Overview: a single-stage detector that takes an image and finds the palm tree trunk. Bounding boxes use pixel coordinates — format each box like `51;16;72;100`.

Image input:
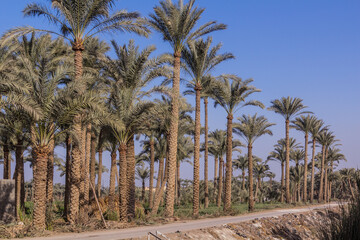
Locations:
126;136;136;219
141;179;145;202
97;147;103;198
64;134;71;219
214;156;218;190
177;161;180;205
242;169;246;190
3;144;10;179
80;124;91;218
324;149;328;203
119;143;128;222
15;138;24;219
109;148;117;210
90;131;96;201
33;146;50;229
68;43;84;224
79;124;86;218
46;137;55;205
151;157;169;216
164;51;181;217
303;133;309;202
319;145;325;202
149;139;155;208
248;144;254;211
329;161;333;202
224;114;233;211
217;157;223;207
193;84;201;217
310;138;316;203
204;97;209;209
154;157;164;198
280;161;284;203
285;119;291;203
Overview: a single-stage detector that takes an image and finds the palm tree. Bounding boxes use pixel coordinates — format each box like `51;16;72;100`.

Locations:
316;130;338;202
135;164;150;202
13;0;150;224
253;160;270;203
181;37;234;214
268;96;311;203
268;138;299;202
233;114;274;211
11;34;93;228
291;115;317;202
308;117;325;203
209;75;263;211
233;155;248;191
290;148;305;202
104;39;167;220
326;147;346;201
148;0;226;217
208;130;226;207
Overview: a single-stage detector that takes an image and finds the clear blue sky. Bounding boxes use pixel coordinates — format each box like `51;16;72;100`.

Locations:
0;0;359;185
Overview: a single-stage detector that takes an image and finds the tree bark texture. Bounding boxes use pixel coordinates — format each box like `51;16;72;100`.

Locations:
15;138;24;219
109;148;117;210
224;114;233;211
303;133;309;202
310;138;316;203
164;52;181;217
248;145;254;211
46;137;55;204
318;145;325;203
97;148;103;198
68;116;82;224
192;85;201;217
217;157;223;207
126;136;135;218
204;97;209;208
32;146;50;229
90;131;96;200
119;143;128;222
149;140;155;208
285;119;291;203
64;135;71;219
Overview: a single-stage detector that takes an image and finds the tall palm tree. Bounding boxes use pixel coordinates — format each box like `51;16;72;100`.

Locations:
326;147;346;201
253;160;270;202
233;114;274;211
308;117;325;203
104;39;167;220
181;37;234;214
316;130;337;202
135;163;150;202
209;75;263;211
268;138;298;202
12;0;150;224
148;0;226;217
233;155;248;191
268;96;311;203
291;115;317;202
208;129;242;207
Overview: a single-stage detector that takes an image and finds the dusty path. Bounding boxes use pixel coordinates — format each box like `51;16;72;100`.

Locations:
18;203;337;240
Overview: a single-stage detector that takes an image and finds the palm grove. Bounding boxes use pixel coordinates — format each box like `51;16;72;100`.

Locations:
0;0;351;230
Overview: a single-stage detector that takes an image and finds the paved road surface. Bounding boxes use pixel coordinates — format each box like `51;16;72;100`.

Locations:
17;203;338;240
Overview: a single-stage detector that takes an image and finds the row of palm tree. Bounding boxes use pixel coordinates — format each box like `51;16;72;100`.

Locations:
0;0;348;231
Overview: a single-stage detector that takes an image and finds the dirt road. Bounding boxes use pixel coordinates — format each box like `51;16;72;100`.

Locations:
18;203;337;240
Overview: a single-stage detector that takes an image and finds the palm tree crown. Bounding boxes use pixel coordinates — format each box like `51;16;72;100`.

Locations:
268;96;312;120
233;114;275;145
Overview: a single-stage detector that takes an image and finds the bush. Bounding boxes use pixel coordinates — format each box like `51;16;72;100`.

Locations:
318;178;360;240
104;210;119;221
